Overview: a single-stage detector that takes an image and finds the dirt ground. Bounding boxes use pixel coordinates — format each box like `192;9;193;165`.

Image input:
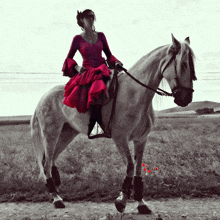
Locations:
0;198;220;220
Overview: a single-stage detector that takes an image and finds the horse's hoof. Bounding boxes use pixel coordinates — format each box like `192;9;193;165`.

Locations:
137;205;152;214
53;200;65;208
115;200;125;213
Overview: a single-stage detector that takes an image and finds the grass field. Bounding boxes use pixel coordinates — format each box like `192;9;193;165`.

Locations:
0;115;220;204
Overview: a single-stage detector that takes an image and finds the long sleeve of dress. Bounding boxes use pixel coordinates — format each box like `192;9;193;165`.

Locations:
100;33;122;68
62;36;79;77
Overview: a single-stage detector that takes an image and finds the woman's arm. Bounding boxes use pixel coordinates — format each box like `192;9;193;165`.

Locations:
62;36;80;77
101;32;123;68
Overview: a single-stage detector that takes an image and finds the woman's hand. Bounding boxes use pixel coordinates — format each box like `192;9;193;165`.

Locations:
115;61;123;71
75;65;87;74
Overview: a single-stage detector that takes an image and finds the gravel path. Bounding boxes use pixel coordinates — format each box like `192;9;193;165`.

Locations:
0;198;220;220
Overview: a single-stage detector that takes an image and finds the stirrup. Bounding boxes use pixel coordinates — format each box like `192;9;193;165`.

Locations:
88;122;111;139
88;132;111;139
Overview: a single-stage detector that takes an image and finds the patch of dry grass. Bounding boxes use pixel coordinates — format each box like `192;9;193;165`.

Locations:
0;116;220;203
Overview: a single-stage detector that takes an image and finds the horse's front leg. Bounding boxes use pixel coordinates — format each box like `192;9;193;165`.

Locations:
114;137;134;213
133;140;152;214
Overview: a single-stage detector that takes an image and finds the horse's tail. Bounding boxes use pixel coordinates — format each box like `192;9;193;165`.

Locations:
30;110;46;181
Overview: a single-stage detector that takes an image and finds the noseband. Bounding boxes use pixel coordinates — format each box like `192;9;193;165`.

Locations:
118;52;194;97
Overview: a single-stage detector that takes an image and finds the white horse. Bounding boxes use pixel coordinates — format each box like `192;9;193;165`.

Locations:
31;34;196;213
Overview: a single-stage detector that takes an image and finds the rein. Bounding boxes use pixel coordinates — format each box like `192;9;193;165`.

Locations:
117;54;180;97
119;66;173;97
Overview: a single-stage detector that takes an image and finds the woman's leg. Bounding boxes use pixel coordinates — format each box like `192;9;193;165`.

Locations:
88;105;102;136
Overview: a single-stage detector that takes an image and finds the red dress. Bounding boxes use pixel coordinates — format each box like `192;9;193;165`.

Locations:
62;32;121;113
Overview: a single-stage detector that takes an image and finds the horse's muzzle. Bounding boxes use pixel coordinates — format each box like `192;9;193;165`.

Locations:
172;87;194;107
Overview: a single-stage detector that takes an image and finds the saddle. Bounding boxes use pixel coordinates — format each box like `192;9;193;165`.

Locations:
88;62;120;139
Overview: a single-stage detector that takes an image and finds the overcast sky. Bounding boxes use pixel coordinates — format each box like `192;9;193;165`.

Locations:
1;0;220;112
1;0;220;73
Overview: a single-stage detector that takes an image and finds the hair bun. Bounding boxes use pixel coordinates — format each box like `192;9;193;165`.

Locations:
76;10;83;28
77;10;82;17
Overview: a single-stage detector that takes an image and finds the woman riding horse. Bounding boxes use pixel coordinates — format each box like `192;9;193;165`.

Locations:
31;29;196;210
62;9;123;138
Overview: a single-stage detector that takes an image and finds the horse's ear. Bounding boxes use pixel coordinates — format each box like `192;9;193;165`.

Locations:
171;33;181;50
185;37;190;44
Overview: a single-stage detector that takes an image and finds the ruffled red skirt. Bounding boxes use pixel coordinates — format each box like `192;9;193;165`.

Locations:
63;64;111;113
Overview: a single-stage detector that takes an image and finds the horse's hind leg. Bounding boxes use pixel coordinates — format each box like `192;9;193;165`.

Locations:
41;123;79;208
134;140;151;214
40;118;66;208
51;123;79;190
53;123;79;162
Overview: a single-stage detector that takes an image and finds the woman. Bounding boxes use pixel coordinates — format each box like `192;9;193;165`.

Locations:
62;9;123;138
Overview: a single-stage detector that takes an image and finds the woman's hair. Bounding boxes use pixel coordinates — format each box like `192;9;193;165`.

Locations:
76;9;96;28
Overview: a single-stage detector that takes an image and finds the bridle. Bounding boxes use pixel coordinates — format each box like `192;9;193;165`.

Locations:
117;53;194;97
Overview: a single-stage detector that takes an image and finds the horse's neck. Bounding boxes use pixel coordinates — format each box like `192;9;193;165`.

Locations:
121;46;167;107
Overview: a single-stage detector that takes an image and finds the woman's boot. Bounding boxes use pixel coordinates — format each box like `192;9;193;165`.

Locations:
88;105;102;136
88;105;111;139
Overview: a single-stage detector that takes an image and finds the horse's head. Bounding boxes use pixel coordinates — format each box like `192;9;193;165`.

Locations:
161;34;197;107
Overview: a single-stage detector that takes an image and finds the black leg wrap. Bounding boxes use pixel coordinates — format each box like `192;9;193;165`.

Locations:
133;176;143;201
121;176;133;199
52;166;61;187
45;178;57;193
